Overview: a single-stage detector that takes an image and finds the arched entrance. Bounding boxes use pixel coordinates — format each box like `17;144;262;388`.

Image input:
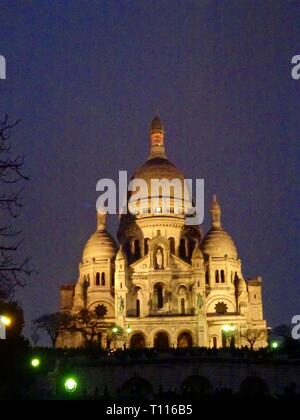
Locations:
130;333;146;349
177;332;193;348
154;332;169;350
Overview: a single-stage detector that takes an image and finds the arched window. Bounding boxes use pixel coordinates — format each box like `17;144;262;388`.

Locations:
144;238;150;255
215;270;220;283
169;237;175;254
134;239;141;259
155;284;164;309
188;240;194;258
180;239;186;258
181;298;185;314
205;271;209;285
101;272;105;286
136;299;140;317
221;270;225;283
96;272;100;286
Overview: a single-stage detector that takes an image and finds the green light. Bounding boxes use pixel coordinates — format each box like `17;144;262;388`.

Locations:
112;327;119;334
126;327;132;334
64;378;78;393
31;358;40;368
271;341;279;349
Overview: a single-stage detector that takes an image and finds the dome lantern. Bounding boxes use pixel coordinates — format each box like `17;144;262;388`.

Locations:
148;115;167;159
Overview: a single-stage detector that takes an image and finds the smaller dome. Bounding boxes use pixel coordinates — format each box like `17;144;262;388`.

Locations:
82;213;118;262
201;228;238;259
201;196;238;259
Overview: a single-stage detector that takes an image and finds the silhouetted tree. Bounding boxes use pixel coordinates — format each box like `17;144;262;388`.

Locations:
33;312;72;348
30;325;41;347
68;306;112;349
240;328;267;350
0;115;31;299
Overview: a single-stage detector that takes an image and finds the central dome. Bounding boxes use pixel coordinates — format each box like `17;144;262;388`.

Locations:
133;157;185;185
126;117;191;214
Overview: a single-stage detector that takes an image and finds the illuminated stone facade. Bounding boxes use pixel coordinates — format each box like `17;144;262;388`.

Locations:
58;117;267;349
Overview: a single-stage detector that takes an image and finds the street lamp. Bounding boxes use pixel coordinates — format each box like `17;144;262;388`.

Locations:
0;316;11;326
222;324;235;333
64;378;78;393
0;315;12;339
222;324;236;348
31;358;41;368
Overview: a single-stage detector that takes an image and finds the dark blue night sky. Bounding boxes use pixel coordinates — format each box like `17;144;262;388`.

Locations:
0;1;299;340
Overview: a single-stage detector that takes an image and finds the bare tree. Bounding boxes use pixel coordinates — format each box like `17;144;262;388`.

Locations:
69;305;112;349
33;312;72;348
241;328;267;350
0;115;31;298
30;325;41;347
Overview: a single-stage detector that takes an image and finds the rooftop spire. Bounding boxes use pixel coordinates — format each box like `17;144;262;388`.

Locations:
210;194;222;228
148;115;166;159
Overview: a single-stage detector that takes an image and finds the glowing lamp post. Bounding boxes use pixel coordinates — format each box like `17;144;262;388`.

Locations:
31;358;41;368
0;315;12;339
64;378;78;393
222;324;235;333
222;324;236;347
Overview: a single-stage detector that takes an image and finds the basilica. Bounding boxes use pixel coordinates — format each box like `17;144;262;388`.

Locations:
58;117;267;350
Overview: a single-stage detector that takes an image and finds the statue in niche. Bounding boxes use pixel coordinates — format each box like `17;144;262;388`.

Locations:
155;248;164;269
118;296;125;313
